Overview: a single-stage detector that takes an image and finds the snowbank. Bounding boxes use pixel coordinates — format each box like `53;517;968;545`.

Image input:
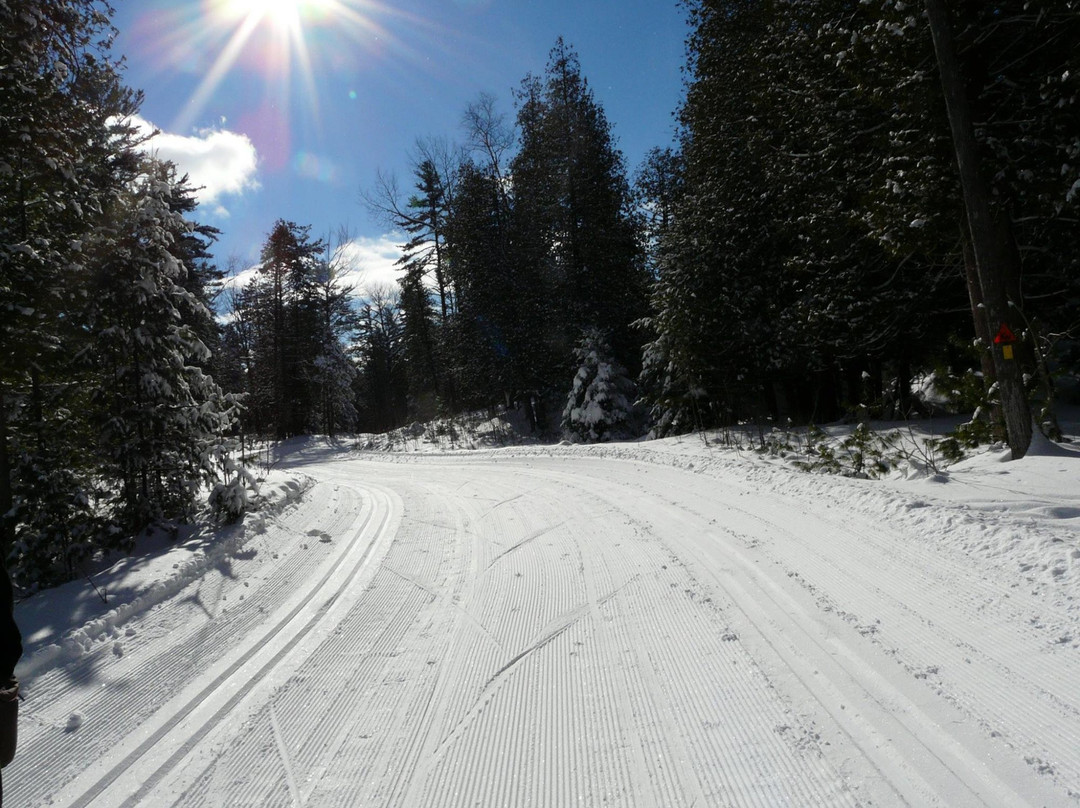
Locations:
14;471;312;680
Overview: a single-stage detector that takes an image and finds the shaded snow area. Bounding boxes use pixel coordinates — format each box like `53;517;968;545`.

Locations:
9;424;1080;807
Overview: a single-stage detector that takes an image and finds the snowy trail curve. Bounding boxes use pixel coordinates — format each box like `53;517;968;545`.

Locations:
10;448;1078;807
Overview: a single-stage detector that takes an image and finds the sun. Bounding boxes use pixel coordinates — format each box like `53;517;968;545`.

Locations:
165;0;402;134
219;0;332;33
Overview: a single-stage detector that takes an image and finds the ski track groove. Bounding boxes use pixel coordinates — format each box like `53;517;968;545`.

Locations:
645;491;1056;804
11;482;366;807
60;482;389;808
18;452;1076;807
122;484;396;808
270;700;303;807
769;522;1080;788
179;480;468;807
344;462;856;806
535;456;1079;802
183;574;427;807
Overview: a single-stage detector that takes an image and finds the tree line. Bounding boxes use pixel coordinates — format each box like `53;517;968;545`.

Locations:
3;0;1077;584
644;0;1078;458
322;1;1077;457
1;1;248;586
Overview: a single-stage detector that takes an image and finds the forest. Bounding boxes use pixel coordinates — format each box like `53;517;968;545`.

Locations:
2;0;1078;586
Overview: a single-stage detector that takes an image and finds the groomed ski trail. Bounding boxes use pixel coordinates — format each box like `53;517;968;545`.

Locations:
11;450;1077;807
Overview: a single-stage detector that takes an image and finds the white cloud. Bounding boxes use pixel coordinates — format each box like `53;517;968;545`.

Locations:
131;116;259;216
215;233;405;303
332;233;405;296
221;264;262;294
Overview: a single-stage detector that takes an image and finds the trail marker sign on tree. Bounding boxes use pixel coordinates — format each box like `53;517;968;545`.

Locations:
994;323;1017;360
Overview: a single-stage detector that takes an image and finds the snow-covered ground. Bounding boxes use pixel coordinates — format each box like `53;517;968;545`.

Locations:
8;418;1080;806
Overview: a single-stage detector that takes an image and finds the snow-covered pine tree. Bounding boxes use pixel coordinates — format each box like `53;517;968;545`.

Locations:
1;0;143;583
84;156;242;535
563;329;641;443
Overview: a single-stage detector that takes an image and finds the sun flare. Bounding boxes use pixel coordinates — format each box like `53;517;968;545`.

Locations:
220;0;332;33
159;0;406;134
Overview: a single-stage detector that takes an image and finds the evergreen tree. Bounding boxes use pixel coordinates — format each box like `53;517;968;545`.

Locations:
562;328;640;443
398;262;440;420
1;0;140;578
245;220;326;438
510;39;649;405
354;284;408;432
394;158;455;414
634;147;683;277
165;172;225;359
309;243;359;437
443;160;518;409
642;0;965;431
830;0;1078;439
83;157;240;535
641;1;793;429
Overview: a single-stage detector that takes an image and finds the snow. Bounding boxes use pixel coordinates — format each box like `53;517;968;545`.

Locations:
7;417;1080;806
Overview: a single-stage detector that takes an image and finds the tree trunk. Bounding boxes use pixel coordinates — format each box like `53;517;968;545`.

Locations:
960;233;1004;439
0;392;11;558
925;0;1032;458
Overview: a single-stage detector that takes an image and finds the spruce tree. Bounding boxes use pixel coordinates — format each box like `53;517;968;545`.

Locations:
1;0;139;579
510;39;648;404
84;157;241;535
245;220;326;438
562;328;640;443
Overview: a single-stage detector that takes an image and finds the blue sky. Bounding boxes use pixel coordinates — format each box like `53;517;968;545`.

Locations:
113;0;689;290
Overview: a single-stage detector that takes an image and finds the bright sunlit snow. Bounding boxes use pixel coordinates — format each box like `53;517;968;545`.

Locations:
9;417;1080;806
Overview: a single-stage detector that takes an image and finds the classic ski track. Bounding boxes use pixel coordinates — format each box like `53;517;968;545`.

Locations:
112;482;397;807
11;481;359;806
180;459;876;807
165;473;480;807
20;480;397;808
717;494;1080;791
21;480;348;718
15;452;1077;807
